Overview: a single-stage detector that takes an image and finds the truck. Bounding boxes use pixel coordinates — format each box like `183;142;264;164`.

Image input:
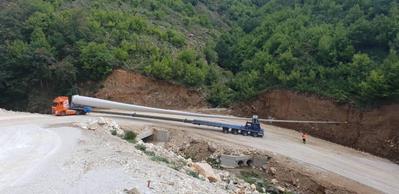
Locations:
51;95;264;137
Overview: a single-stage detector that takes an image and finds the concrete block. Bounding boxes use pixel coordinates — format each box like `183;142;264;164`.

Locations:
137;127;154;140
220;154;252;168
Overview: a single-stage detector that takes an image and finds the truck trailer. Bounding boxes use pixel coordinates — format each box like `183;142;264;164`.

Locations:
51;95;265;137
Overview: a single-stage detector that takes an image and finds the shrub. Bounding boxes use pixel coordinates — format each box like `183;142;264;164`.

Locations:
151;155;169;163
123;131;137;143
134;144;146;151
239;170;269;192
187;170;200;178
144;150;156;156
111;130;117;136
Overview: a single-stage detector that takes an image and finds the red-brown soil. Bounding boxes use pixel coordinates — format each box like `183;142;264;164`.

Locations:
95;70;208;110
232;90;399;163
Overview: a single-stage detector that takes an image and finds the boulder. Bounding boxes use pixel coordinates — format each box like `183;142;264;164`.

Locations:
191;162;221;182
276;186;286;192
269;167;277;175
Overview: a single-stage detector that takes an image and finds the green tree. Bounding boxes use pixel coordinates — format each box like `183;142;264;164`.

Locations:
80;42;115;80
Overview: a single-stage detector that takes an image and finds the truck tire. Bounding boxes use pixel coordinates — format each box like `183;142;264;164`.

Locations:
222;127;228;133
233;129;238;135
243;131;248;136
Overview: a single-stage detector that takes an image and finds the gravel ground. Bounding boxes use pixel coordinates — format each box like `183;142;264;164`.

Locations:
0;110;229;194
1;109;399;194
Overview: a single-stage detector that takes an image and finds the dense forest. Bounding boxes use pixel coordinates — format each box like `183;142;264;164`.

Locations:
0;0;398;111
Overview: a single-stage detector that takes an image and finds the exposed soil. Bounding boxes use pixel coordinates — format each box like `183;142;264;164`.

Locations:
95;70;208;110
163;128;356;194
232;90;399;163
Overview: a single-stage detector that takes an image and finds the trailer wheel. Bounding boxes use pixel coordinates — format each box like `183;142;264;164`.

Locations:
222;127;228;133
243;131;248;136
233;129;238;135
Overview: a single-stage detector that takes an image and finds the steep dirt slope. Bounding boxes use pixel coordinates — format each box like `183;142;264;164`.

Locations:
95;70;208;110
232;90;399;163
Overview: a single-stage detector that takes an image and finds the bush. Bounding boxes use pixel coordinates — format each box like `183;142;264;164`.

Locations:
144;150;156;156
207;83;232;107
135;144;146;151
206;157;221;169
79;42;116;80
239;170;269;192
187;170;200;178
111;130;117;136
167;30;186;47
123;131;137;141
151;155;169;163
144;57;173;80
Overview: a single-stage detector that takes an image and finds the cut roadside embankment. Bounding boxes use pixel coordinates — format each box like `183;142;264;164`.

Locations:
232;90;399;163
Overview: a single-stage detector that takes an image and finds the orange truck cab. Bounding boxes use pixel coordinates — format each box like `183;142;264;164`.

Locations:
52;96;78;116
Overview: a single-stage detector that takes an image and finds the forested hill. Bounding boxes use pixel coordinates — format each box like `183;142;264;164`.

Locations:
1;0;398;112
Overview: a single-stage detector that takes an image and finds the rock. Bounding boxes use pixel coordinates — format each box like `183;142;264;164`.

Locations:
324;189;334;194
87;123;98;130
219;171;230;181
261;187;266;193
266;187;279;194
186;158;193;166
291;178;299;186
269;167;277;175
191;162;221;182
97;117;106;125
124;187;141;194
190;139;200;144
225;180;235;190
271;178;278;184
276;186;286;192
261;164;268;170
207;143;217;152
250;184;256;190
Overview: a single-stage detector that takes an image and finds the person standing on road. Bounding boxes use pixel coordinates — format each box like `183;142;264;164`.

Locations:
302;132;307;144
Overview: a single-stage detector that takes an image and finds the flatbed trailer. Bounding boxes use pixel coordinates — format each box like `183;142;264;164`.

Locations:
88;109;264;137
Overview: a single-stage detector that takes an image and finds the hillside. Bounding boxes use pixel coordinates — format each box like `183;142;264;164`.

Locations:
1;0;399;111
0;0;227;111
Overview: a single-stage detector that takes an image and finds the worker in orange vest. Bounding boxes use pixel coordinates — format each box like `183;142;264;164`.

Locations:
302;132;307;144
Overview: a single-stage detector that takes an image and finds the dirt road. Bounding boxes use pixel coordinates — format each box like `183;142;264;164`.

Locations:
98;112;399;194
0;112;227;194
1;111;398;193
